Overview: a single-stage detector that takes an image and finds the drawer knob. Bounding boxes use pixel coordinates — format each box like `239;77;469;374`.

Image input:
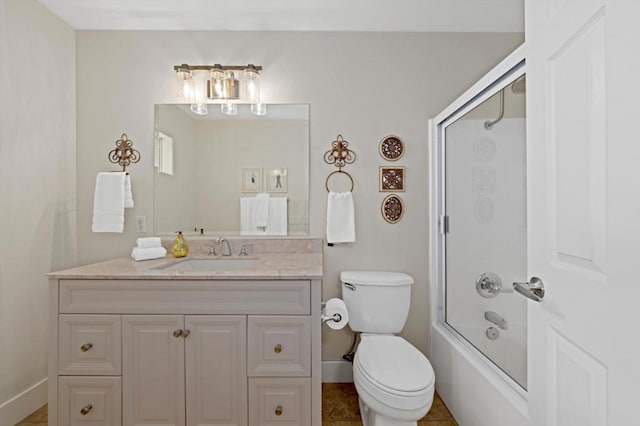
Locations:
173;329;183;338
182;329;190;338
275;405;283;416
80;404;93;415
80;343;93;352
274;344;282;354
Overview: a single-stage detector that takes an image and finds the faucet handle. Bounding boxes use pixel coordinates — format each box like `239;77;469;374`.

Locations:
239;244;252;256
208;245;217;256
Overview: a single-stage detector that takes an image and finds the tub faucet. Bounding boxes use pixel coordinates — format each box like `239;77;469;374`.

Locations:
484;311;508;330
216;237;232;256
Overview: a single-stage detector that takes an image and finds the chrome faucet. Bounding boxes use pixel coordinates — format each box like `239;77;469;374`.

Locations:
216;237;232;256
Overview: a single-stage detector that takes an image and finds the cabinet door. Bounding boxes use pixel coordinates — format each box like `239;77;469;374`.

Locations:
122;315;185;426
185;316;247;426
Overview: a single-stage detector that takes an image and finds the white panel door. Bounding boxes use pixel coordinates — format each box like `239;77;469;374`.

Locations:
526;0;640;424
123;315;186;426
185;315;247;426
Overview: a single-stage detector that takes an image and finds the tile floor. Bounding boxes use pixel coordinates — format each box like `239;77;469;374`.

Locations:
322;383;457;426
16;383;457;425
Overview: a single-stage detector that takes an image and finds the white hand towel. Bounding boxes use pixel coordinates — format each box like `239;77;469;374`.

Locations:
326;191;356;243
136;237;162;249
253;193;270;228
92;172;126;233
131;246;167;261
124;174;134;208
267;197;288;236
241;198;267;235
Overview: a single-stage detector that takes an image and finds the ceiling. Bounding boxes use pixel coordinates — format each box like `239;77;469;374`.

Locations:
37;0;524;33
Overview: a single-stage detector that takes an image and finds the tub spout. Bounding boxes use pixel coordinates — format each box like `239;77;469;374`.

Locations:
484;311;508;330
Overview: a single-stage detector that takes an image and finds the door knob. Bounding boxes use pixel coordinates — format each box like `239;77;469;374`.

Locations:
513;277;545;302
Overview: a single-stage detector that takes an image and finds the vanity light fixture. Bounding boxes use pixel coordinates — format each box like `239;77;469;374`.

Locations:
174;63;264;116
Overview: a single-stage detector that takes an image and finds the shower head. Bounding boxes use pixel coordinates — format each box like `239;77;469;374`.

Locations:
511;75;526;94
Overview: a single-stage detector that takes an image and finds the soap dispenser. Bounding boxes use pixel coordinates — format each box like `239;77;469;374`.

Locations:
172;231;189;258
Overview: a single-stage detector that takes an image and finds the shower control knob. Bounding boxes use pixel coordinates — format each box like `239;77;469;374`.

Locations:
475;272;512;298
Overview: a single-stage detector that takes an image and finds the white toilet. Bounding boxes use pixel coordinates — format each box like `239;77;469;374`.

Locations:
341;271;435;426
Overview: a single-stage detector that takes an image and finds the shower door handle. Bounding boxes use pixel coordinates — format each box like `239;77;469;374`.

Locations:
513;277;545;302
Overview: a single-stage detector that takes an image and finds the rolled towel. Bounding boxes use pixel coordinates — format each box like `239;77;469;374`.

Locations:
136;237;162;249
131;246;167;261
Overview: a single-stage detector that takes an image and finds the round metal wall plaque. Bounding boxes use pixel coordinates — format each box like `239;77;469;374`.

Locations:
378;135;404;161
381;194;404;223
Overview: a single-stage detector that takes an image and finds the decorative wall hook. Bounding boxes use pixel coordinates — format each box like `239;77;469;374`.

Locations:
108;133;140;172
324;134;356;192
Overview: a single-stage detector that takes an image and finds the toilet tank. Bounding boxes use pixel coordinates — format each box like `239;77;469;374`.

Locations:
340;271;414;334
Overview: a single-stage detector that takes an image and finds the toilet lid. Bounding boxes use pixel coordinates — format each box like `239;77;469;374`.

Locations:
356;336;434;394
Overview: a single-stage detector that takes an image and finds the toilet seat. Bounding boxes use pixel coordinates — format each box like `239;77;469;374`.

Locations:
354;335;434;412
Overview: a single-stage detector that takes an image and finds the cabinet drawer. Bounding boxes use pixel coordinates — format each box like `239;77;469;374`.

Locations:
248;378;311;426
248;316;311;377
59;279;310;315
59;315;121;375
58;376;121;426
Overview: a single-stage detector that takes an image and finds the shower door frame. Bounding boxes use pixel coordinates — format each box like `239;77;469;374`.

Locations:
429;45;527;401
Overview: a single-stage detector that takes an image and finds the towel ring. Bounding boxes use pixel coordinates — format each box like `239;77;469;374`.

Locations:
326;170;354;192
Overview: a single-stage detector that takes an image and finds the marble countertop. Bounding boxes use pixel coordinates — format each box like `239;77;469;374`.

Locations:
48;252;323;280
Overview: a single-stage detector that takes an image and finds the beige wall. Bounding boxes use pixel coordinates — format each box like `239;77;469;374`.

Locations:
75;31;523;361
0;0;76;422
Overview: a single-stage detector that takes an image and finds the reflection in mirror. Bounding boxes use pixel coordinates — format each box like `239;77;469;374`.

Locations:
154;104;309;236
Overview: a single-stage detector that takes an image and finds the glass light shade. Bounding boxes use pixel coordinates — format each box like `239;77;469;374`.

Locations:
176;66;195;102
251;103;267;116
221;101;237;116
190;103;208;115
243;66;261;104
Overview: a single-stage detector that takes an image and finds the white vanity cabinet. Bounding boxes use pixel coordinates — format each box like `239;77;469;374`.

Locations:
122;315;247;426
49;277;321;426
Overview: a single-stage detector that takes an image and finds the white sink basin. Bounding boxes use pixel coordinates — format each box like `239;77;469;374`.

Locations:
159;258;256;271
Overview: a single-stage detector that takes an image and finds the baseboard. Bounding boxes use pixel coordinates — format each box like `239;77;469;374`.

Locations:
322;360;353;383
0;378;47;426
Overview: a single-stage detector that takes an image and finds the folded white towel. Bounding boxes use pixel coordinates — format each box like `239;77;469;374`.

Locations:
92;172;126;233
254;193;270;228
124;174;134;208
136;237;162;249
326;191;356;243
131;246;167;261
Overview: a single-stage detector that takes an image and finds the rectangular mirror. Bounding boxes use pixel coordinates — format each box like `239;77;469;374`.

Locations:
154;103;309;236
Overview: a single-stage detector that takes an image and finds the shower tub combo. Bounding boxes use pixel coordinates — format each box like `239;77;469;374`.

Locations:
429;47;530;426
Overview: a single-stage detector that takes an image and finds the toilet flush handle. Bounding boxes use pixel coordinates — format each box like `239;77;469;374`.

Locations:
343;283;356;291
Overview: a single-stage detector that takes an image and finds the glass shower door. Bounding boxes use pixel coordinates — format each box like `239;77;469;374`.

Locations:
442;69;528;390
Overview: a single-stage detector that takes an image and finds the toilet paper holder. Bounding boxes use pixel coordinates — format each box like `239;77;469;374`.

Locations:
321;302;342;323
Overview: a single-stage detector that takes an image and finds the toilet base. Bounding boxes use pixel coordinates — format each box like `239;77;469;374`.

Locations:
358;396;418;426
